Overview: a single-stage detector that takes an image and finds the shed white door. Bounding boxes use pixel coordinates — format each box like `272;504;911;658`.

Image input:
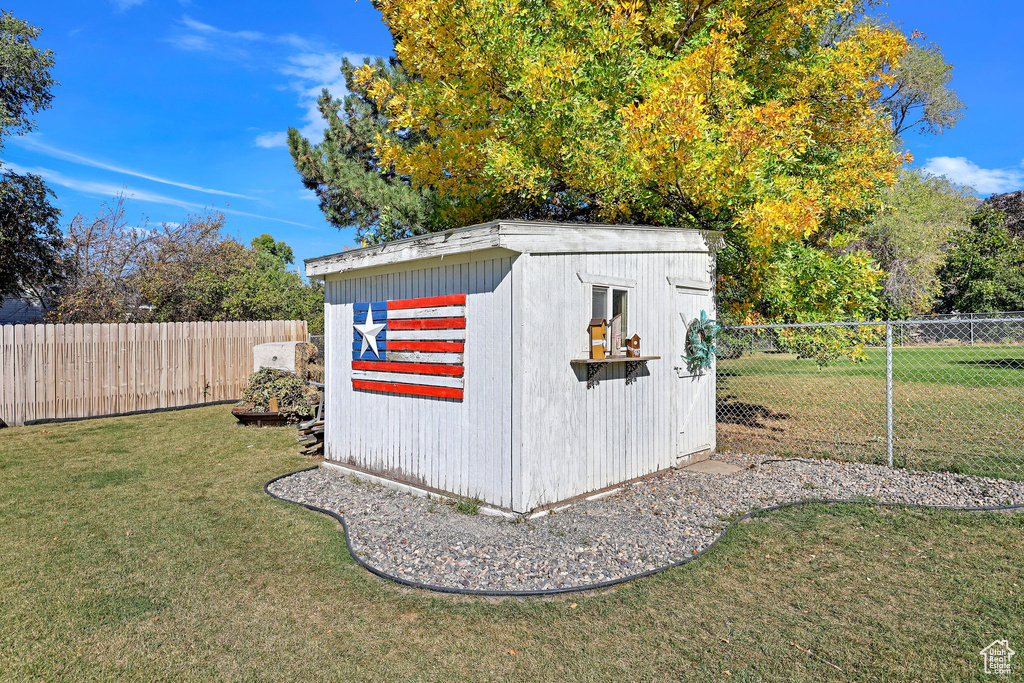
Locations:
673;285;716;462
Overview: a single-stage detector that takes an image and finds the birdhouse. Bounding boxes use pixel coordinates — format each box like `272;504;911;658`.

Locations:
589;318;607;359
626;333;641;358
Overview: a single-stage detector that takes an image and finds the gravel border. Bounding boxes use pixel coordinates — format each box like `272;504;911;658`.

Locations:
265;454;1024;595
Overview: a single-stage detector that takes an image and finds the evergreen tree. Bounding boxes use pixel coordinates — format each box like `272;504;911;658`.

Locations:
287;57;433;244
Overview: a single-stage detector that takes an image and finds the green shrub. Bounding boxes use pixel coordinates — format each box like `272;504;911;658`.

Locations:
236;367;319;422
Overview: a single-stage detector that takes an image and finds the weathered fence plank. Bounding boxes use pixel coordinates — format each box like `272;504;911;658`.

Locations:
0;320;307;426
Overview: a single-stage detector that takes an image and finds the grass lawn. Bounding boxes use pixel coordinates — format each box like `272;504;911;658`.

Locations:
721;344;1024;387
718;345;1024;480
1;405;1022;681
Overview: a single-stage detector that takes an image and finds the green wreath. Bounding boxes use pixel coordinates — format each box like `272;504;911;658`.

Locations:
685;310;720;372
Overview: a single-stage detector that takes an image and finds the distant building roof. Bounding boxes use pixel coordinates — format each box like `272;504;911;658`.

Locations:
0;294;46;325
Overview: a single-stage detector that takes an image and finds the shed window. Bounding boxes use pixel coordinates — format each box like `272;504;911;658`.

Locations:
592;286;608;321
591;285;628;354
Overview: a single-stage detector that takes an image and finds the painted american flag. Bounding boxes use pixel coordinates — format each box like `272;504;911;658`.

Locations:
351;294;466;400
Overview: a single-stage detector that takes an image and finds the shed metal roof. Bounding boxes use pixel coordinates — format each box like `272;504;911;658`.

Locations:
305;220;724;279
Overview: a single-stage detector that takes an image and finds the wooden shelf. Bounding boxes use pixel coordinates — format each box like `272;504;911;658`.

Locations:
571;356;660;364
571;356;659;388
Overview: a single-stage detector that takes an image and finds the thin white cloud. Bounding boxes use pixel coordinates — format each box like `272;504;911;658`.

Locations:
168;34;212;52
278;34;315;50
111;0;146;11
173;16;312;52
3;161;201;207
254;131;288;149
278;51;359;143
12;136;257;200
253;49;373;148
3;161;317;229
180;16;225;33
165;16;370;148
180;15;265;41
923;157;1024;195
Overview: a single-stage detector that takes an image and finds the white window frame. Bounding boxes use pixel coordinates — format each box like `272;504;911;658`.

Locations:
577;272;636;356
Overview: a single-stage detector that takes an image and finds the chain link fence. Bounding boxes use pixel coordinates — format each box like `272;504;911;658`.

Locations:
716;313;1024;480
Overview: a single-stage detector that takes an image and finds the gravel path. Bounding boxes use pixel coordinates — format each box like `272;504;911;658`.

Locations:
266;455;1024;593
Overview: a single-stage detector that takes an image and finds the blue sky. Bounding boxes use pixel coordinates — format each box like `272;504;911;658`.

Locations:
3;1;1023;270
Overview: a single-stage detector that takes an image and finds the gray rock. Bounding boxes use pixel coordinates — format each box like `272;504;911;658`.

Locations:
267;454;1024;593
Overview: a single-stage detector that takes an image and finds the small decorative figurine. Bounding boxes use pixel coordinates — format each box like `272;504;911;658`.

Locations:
626;334;641;358
589;318;607;359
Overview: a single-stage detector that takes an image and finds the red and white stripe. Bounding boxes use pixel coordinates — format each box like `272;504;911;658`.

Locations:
352;294;466;400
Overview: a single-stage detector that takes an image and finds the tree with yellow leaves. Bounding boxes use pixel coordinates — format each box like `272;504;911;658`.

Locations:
355;0;913;322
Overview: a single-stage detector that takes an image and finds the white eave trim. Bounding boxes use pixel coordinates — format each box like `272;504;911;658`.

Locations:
306;224;504;278
498;223;718;255
577;272;637;288
667;275;713;291
305;220;724;278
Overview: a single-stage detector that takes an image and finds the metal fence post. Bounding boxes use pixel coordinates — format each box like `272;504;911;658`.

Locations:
970;313;975;346
886;322;894;468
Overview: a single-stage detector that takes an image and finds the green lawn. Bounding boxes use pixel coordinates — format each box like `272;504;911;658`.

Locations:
1;406;1022;681
717;344;1024;479
721;344;1024;388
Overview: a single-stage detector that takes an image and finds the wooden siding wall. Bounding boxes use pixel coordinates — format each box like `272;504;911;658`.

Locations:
0;320;307;426
323;256;514;509
514;251;715;511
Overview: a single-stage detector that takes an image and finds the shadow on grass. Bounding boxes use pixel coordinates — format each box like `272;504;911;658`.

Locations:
952;358;1024;370
716;395;792;430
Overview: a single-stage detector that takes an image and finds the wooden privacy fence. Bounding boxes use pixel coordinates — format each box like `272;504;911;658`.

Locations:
0;320;307;426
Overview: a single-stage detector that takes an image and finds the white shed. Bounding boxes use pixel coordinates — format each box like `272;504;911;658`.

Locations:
306;221;722;513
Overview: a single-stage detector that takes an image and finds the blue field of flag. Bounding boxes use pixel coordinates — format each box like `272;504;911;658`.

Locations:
352;301;389;361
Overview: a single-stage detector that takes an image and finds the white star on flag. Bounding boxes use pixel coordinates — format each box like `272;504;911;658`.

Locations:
354;305;386;359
